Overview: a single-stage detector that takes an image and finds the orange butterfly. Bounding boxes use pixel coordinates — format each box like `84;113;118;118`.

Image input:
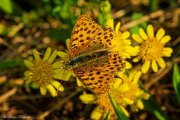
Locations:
64;14;125;94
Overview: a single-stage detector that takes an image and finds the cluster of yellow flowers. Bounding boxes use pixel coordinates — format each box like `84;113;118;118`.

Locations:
24;16;172;119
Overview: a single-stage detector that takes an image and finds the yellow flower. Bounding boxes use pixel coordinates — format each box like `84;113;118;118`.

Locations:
24;47;70;97
132;25;173;73
106;18;134;69
106;18;134;59
114;70;150;111
79;70;150;119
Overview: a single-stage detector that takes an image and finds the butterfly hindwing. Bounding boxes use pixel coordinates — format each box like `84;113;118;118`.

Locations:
74;67;112;94
98;52;126;73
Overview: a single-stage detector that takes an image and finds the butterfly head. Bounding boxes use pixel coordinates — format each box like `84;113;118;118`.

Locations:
62;60;71;70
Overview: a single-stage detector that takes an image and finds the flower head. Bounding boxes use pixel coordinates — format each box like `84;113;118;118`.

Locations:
106;18;134;69
132;25;173;73
106;18;134;59
24;48;71;97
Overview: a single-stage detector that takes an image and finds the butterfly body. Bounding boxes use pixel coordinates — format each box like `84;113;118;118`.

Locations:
65;43;110;69
65;14;125;94
68;50;109;68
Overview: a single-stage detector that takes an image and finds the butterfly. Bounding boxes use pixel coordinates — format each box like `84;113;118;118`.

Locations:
64;14;125;94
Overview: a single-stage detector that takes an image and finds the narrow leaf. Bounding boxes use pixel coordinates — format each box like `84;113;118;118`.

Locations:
109;92;129;120
104;112;110;120
173;63;180;103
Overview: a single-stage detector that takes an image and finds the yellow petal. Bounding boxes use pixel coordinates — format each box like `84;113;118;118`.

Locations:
33;49;41;61
124;39;131;45
79;93;96;104
156;28;165;40
43;47;52;61
66;39;70;50
24;71;31;78
132;34;143;43
54;69;72;81
125;46;132;51
137;100;144;109
46;84;57;97
125;61;132;69
163;47;173;57
157;58;166;68
119;83;129;92
139;28;148;40
122;53;130;59
40;86;47;95
90;107;103;120
133;56;141;62
106;18;114;29
122;31;130;39
47;50;57;63
76;78;83;86
53;61;64;68
113;78;123;88
123;97;134;104
120;106;130;117
51;80;64;91
133;71;142;83
131;46;140;56
161;35;171;44
142;92;150;99
57;51;67;59
125;46;134;57
141;61;150;73
115;22;121;33
24;60;33;68
147;25;154;38
152;60;158;72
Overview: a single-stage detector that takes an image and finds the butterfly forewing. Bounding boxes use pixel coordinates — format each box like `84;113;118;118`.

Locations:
69;14;102;58
90;28;114;47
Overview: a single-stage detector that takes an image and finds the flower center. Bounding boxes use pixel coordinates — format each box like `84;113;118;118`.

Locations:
30;60;53;86
141;38;164;61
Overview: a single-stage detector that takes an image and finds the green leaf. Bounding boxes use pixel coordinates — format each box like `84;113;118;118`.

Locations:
142;97;169;120
48;28;71;42
0;0;13;14
0;59;24;73
104;112;110;120
108;92;129;120
98;0;112;27
130;13;147;34
173;63;180;103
